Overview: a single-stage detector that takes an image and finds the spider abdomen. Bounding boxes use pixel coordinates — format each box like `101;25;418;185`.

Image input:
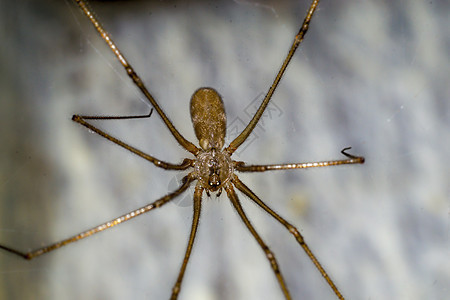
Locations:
190;87;227;151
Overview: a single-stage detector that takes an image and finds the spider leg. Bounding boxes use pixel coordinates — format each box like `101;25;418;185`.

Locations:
72;114;194;170
76;108;153;120
225;182;292;300
232;175;344;300
170;185;203;300
0;174;195;260
73;0;199;155
226;0;320;155
235;148;364;172
340;147;364;160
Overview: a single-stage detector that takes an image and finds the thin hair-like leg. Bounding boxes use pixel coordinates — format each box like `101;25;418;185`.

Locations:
76;108;153;120
232;175;344;300
72;0;199;155
0;174;195;260
226;0;320;154
170;185;203;300
225;183;292;300
236;147;364;172
72;114;193;170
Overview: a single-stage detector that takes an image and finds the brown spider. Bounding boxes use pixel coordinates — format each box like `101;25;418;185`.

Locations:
0;0;364;299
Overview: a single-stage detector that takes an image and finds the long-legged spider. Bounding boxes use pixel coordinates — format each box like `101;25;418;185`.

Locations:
0;0;364;299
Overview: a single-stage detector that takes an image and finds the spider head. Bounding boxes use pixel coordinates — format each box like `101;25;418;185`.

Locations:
194;148;233;193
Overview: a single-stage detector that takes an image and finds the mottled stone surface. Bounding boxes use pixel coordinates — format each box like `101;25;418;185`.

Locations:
0;1;448;299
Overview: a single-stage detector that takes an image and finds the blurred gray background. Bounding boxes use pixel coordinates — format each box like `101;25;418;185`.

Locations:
0;0;449;299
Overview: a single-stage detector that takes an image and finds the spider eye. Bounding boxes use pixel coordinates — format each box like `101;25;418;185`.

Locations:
209;174;220;188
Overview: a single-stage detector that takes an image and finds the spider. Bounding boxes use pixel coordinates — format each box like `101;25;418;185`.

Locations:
0;0;364;299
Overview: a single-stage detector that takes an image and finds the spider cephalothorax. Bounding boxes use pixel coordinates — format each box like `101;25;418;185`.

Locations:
193;147;233;193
